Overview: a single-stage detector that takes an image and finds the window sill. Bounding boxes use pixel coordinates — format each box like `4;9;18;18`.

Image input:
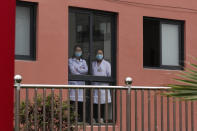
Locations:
143;66;184;71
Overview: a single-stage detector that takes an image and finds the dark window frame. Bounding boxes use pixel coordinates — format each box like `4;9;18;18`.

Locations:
68;7;117;84
68;7;118;124
143;16;185;70
15;1;37;60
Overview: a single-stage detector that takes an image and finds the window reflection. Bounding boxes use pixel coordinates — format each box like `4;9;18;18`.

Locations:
69;12;90;64
93;15;112;63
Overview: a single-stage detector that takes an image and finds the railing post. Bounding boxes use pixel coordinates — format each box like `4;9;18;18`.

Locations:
14;75;22;131
125;77;132;131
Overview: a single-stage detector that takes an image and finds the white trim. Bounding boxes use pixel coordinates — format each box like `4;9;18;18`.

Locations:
14;84;170;90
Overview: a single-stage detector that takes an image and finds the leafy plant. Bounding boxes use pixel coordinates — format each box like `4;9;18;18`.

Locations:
163;58;197;100
19;94;75;130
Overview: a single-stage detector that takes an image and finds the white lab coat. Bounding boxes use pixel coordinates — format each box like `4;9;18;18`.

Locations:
92;59;111;104
68;58;88;102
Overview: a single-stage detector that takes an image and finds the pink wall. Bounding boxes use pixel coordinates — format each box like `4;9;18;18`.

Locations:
14;0;197;130
15;0;197;86
15;0;68;84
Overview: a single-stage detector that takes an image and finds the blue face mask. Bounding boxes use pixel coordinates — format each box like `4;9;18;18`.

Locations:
75;52;82;57
96;54;103;60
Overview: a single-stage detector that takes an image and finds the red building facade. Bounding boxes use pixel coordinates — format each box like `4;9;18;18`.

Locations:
14;0;197;130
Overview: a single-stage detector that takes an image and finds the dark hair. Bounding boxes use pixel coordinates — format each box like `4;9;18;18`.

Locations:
96;48;104;55
72;45;83;58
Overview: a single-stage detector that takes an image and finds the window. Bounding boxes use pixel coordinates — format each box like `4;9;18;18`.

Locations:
143;17;184;70
69;8;117;83
15;1;37;60
68;7;117;123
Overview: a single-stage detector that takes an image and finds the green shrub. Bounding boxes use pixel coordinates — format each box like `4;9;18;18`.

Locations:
19;94;75;130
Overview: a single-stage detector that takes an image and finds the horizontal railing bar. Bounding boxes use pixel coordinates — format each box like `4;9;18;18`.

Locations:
133;86;170;89
68;75;115;82
14;84;126;89
14;84;170;90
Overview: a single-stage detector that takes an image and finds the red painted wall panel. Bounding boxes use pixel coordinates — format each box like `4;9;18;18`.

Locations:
14;0;197;130
0;0;15;130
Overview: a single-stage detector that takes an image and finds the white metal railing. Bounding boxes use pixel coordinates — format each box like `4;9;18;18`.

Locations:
15;75;193;131
14;75;134;131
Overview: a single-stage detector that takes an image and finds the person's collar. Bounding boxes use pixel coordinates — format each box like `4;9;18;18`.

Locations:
97;59;104;64
74;57;82;62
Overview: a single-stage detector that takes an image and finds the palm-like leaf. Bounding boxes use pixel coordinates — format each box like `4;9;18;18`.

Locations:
164;60;197;101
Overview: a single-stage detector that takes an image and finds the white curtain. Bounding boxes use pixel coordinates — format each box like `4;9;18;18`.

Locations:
15;6;30;56
161;23;179;66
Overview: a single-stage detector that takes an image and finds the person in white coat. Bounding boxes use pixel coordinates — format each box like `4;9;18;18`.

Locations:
92;49;111;122
68;45;88;122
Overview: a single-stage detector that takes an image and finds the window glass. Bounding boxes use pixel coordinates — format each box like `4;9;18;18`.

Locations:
15;1;37;60
93;15;111;63
15;6;31;56
69;12;90;64
69;11;115;77
161;23;179;66
143;19;160;67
